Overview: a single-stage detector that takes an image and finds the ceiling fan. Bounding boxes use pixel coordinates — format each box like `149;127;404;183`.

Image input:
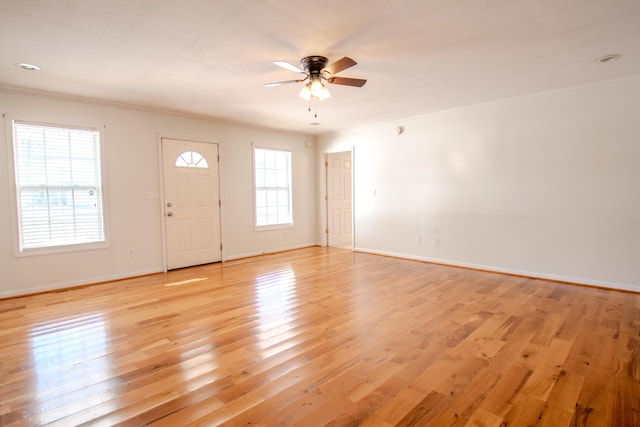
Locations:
264;56;367;101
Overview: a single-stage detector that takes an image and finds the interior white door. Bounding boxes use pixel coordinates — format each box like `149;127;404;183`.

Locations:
326;151;353;248
162;138;221;269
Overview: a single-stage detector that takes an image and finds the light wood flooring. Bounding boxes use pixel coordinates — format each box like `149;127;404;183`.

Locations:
1;247;639;426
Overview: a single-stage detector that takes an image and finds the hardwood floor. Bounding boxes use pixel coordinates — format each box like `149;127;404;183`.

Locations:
1;247;639;426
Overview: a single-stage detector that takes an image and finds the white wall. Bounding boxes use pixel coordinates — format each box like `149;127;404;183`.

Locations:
318;78;640;292
0;91;318;297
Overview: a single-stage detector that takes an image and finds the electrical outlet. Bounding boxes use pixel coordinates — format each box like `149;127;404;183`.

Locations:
434;237;440;246
128;248;134;257
417;234;423;244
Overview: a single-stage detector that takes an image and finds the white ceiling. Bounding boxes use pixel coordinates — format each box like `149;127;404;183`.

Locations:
1;0;639;134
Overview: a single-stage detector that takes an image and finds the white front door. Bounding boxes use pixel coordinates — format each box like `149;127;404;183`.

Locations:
326;151;352;248
162;138;221;269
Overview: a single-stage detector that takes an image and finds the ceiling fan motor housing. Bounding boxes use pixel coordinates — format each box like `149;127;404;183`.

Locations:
301;56;329;77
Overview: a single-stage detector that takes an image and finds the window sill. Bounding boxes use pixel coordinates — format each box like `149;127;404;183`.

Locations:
15;241;110;258
255;223;293;232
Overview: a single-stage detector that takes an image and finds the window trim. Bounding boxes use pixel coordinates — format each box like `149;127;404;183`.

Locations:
6;118;110;257
252;144;294;231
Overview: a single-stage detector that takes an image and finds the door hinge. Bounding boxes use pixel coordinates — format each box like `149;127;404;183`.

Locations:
218;154;220;162
324;161;328;167
325;228;329;234
219;200;221;207
220;243;223;250
325;195;328;201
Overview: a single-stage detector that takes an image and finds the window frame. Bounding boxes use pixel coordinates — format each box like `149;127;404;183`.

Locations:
175;150;209;168
252;145;294;231
7;119;110;257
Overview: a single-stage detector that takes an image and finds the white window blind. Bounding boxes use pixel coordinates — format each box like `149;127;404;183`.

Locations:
12;121;105;251
254;147;292;227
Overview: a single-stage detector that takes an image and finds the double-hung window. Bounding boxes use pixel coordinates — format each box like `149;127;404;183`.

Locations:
253;147;292;228
11;121;106;253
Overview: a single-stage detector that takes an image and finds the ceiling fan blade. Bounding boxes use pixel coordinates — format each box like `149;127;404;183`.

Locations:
273;61;305;74
322;57;357;76
327;76;367;87
264;79;306;87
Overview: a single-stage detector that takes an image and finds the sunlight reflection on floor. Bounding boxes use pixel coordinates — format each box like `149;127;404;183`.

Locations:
254;267;300;355
29;313;114;425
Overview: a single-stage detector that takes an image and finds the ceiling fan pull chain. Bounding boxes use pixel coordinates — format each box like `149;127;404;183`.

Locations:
309;97;318;118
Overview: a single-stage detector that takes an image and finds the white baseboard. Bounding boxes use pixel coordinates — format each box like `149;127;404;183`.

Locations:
0;268;163;299
1;243;320;298
353;247;639;293
6;246;635;298
223;243;320;262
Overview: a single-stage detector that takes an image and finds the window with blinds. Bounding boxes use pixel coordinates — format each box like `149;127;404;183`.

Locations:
253;147;292;228
12;121;106;252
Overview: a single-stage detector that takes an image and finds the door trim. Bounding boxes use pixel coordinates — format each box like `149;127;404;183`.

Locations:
158;136;222;271
322;148;355;248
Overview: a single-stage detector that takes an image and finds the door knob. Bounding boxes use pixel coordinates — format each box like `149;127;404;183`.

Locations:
167;212;173;217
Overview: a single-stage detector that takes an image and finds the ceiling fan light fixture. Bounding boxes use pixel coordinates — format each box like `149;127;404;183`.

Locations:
299;80;330;101
319;85;331;100
310;78;324;97
299;83;312;100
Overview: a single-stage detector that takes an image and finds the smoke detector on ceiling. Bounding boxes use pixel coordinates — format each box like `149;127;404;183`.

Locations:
595;54;622;63
15;62;41;71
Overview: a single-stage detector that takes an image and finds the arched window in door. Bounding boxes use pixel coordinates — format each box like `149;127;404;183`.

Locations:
175;151;209;168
